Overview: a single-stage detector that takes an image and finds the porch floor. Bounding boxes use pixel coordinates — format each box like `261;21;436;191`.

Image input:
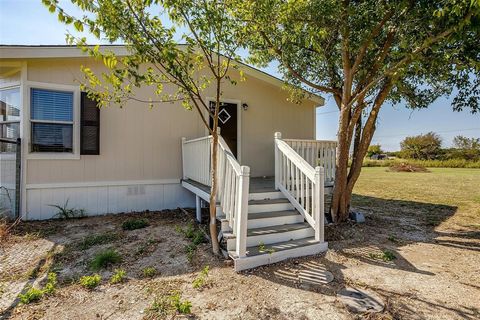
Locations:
182;176;277;195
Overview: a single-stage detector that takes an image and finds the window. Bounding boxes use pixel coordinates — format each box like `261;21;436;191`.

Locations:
0;86;21;152
30;88;74;153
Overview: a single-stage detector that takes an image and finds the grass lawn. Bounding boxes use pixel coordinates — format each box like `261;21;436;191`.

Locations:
352;167;480;230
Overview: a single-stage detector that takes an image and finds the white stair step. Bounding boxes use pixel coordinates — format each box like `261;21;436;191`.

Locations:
247;210;304;229
249;191;284;201
248;198;294;213
229;237;328;271
227;222;314;250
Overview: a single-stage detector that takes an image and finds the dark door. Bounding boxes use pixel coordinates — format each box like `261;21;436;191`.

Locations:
209;101;237;158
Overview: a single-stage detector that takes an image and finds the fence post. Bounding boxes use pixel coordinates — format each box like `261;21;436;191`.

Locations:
15;138;21;219
235;165;250;258
181;137;186;180
314;166;325;242
274;132;282;190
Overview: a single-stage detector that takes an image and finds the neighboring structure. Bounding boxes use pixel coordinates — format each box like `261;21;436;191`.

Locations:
0;45;336;270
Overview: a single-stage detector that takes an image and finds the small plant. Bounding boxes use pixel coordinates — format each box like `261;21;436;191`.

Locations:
18;287;44;304
122;218;149;231
185;244;196;262
78;232;119;250
170;291;192;314
192;266;209;289
42;272;57;295
110;269;127;284
90;249;122;271
143;266;157;278
381;250;397;261
387;235;398;243
148;291;192;317
79;274;101;289
177;223;205;262
49;199;86;219
17;272;58;304
368;250;397;262
258;242;275;254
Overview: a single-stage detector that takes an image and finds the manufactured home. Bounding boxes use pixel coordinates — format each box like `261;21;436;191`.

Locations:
0;45;337;270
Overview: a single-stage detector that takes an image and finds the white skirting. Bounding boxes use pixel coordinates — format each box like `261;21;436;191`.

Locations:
24;180;195;220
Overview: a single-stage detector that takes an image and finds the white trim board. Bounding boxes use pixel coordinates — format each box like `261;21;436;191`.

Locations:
26;179;180;190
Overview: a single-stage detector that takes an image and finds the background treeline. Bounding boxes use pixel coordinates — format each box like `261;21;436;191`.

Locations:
365;133;480;168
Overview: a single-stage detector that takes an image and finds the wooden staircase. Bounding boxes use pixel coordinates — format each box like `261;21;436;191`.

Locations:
219;177;331;271
181;133;336;272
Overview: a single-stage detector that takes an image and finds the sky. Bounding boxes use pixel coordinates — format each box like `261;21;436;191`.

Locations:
1;0;479;151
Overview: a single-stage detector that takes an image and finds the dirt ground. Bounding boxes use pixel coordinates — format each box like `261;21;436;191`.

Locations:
1;170;479;319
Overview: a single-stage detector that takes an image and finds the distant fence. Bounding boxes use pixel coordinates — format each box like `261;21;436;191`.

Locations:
0;138;21;219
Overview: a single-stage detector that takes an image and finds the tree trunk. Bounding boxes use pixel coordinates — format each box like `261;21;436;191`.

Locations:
330;81;394;223
208;82;222;256
330;102;352;222
209;131;220;255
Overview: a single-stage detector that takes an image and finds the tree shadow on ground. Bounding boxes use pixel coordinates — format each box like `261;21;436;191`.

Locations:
251;194;479;318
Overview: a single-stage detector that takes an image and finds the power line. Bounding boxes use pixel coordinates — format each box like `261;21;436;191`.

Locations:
316;110;339;115
373;127;480;139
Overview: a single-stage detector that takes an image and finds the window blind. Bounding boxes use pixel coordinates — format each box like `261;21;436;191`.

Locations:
31;88;73;121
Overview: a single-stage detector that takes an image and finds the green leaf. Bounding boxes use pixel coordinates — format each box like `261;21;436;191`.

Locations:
74;20;83;32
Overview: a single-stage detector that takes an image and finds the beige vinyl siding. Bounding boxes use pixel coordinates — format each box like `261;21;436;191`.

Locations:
25;58;315;183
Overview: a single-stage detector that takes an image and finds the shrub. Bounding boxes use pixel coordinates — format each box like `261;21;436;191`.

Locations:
122;218;149;231
90;249;122;270
78;232;119;250
143;266;157;278
79;274;101;289
49;199;86;219
18;287;44;304
362;158;480;168
110;269;127;284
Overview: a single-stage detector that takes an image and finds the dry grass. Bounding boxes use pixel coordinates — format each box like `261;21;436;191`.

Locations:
0;217;21;243
353;167;480;230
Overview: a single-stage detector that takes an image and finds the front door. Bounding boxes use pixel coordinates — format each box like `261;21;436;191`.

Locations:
209;101;237;158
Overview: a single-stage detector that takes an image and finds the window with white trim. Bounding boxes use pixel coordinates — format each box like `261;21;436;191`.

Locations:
30;88;74;153
0;86;21;153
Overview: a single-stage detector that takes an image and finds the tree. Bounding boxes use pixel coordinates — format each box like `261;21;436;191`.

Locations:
367;144;382;158
43;0;242;255
233;0;480;222
400;132;442;160
452;135;480;160
453;135;480;150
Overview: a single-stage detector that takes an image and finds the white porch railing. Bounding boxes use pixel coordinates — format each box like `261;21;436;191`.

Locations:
283;138;337;184
181;136;212;186
274;132;325;242
217;137;250;258
181;135;250;258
